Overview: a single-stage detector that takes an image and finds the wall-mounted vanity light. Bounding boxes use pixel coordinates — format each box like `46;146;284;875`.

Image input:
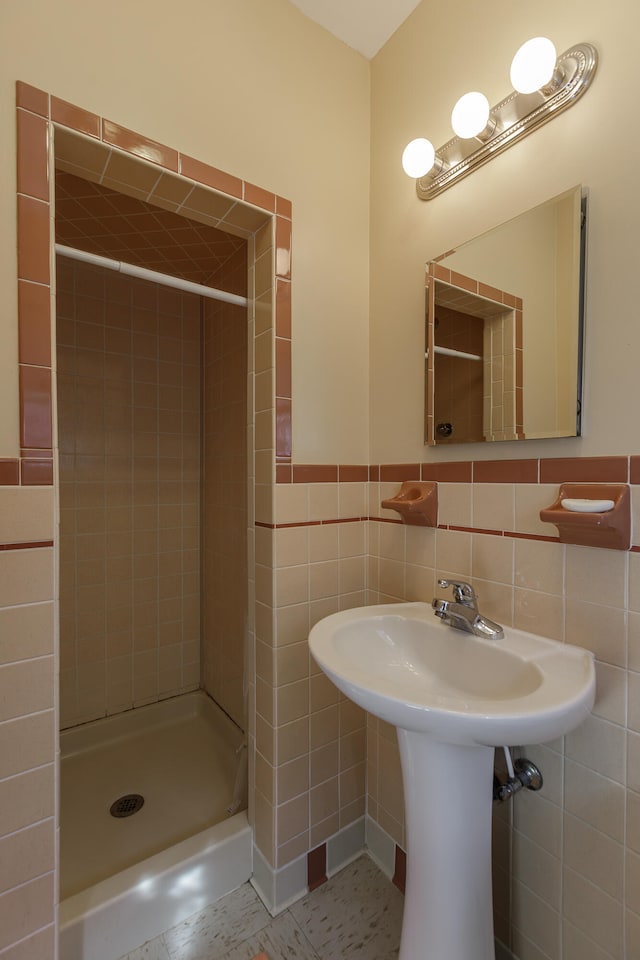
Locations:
403;38;598;200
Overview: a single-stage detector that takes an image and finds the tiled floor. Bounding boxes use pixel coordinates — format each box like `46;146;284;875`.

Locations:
119;854;403;960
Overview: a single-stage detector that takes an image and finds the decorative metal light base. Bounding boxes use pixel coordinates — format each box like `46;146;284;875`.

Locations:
416;42;598;201
397;733;496;960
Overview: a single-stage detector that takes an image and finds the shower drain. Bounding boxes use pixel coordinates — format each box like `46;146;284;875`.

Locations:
110;794;145;818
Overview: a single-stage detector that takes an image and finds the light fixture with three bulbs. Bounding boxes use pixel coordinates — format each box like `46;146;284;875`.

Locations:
403;37;598;200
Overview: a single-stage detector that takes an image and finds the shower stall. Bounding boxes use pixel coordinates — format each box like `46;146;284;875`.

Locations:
54;170;253;958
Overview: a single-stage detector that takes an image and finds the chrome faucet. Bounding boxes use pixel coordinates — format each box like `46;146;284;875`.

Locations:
432;578;504;640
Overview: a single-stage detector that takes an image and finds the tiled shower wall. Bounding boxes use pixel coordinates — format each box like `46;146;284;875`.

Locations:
57;258;202;727
202;243;248;729
365;459;640;960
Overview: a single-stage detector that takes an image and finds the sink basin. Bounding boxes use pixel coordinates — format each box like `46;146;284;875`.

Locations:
308;602;595;746
309;602;595;960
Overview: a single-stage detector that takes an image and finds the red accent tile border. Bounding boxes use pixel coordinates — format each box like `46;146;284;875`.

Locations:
392;845;406;894
307;844;327;891
10;81;293;492
0;541;54;551
539;456;628;483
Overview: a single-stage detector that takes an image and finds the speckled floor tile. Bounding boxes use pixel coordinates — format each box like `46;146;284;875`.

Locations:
119;855;402;960
216;911;320;960
289;855;403;959
162;882;271;960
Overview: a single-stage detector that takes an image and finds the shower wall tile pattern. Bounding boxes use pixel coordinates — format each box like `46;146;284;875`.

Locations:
57;258;201;727
202;243;249;729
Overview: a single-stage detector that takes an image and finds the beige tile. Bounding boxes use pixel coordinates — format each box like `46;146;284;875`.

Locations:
0;925;55;960
628;907;640;960
515;483;560;537
338;482;366;520
309;672;339;713
514;538;564;594
0;819;54;895
0;549;53;607
308;484;338;523
309;704;338;750
310;777;338;826
308;524;338;563
563;866;623;956
0;488;53;543
277;716;309;764
565;713;625;783
276;642;309;686
275;526;308;568
564;813;623;902
0;603;54;666
339;762;365;806
276;755;309;805
513;790;562;858
339;556;365;595
435;528;472;578
511;880;560;960
0;765;54;839
338;521;365;559
310;741;338;787
378;521;405;562
276;792;308;845
565;600;626;667
0;711;54;779
0;873;54;953
512;830;561;909
253;789;274;864
471;533;513;584
276;679;309;725
437;482;471;527
562;921;612;960
0;658;54;721
274;603;309;647
514;588;563;641
473;483;514;532
309;560;338;601
275;484;308;525
275;565;308;607
592;662;626;725
566;544;627;608
404;524;436;568
564;759;625;842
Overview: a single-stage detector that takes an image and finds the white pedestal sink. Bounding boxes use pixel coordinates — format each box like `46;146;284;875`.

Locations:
308;603;595;960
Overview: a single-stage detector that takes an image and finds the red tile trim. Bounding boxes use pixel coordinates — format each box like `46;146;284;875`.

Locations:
21;459;54;485
17;196;50;285
632;457;640;484
18;281;51;367
276;279;291;339
0;540;54;551
276;464;292;483
421;462;472;482
276;196;293;219
275;217;292;280
472;459;538;484
17;110;49;202
0;460;20;485
276;398;292;461
179;154;242;197
539;456;628;483
339;465;369;482
102;119;179;171
275;338;292;399
392;845;406;894
19;366;52;449
244;182;276;213
293;465;338;484
16;82;49;117
307;844;327;891
379;464;421;481
51;97;100;138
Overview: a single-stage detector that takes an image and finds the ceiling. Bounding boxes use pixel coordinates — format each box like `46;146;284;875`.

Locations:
287;0;422;58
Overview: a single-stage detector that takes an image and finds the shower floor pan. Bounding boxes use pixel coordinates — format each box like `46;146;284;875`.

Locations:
59;691;251;960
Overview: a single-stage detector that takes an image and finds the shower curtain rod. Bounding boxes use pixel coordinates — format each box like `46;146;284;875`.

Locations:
55;243;248;308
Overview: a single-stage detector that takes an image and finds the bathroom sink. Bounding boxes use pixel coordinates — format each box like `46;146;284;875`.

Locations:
308;602;595;746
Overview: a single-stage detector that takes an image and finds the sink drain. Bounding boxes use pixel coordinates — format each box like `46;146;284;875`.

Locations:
110;794;144;818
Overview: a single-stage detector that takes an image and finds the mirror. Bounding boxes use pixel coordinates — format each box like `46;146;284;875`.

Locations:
425;185;586;445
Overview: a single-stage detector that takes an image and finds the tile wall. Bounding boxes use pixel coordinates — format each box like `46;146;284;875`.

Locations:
56;258;202;728
202;243;249;729
0;489;56;957
3;81;290;956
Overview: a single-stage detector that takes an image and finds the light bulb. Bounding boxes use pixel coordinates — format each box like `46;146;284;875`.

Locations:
510;37;557;94
402;138;436;178
451;92;491;139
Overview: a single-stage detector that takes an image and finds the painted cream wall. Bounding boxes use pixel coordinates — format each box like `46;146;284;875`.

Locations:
0;0;370;463
370;0;638;462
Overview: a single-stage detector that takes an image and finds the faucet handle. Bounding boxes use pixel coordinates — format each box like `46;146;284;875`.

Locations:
437;579;477;604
